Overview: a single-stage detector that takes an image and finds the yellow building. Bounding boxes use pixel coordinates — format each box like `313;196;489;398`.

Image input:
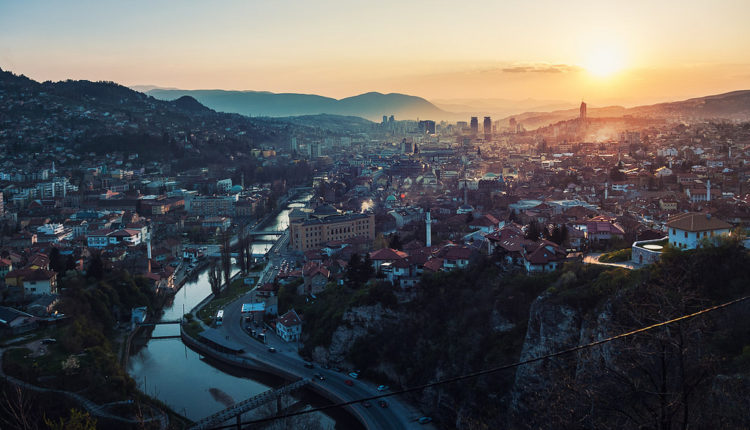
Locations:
289;205;375;251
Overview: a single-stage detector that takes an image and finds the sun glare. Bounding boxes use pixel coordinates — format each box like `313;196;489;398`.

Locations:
585;48;624;78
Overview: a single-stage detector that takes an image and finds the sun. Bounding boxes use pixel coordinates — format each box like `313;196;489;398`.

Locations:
584;47;624;78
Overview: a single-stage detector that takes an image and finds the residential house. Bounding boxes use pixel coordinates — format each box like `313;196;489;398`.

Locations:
666;212;732;250
276;309;302;342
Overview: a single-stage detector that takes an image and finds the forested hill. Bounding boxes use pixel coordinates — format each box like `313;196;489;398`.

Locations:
292;238;750;429
0;68;316;157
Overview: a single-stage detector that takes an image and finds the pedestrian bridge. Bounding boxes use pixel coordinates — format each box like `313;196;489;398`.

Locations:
247;230;286;236
188;378;310;429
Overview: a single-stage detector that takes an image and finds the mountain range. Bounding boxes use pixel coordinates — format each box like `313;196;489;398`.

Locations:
143;88;446;122
142;86;750;127
500;90;750;129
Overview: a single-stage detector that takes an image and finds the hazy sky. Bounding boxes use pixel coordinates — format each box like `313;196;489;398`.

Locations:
2;0;749;106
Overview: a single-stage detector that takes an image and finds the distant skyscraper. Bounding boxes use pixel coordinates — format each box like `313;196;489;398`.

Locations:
290;136;298;152
483;116;492;141
0;191;4;216
418;120;436;134
470;117;479;135
388;115;394;123
580;101;587;121
382;115;388;124
509;117;517;133
309;142;321;158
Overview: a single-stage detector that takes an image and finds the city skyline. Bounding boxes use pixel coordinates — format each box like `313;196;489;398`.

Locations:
2;0;750;106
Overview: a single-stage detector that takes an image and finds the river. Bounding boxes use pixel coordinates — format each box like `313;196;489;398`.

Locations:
127;194;325;423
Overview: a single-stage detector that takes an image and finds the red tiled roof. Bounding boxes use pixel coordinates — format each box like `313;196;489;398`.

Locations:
423;258;443;272
278;309;302;328
369;248;408;261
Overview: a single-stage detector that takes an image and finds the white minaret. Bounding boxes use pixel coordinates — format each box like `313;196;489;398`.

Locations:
425;210;432;248
706;179;711;202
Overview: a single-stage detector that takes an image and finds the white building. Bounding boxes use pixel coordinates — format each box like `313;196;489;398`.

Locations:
666;212;732;250
276;309;302;342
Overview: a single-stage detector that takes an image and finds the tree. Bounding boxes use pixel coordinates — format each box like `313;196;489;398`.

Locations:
49;248;67;274
388;234;403;250
208;259;222;297
44;409;96;430
86;252;104;280
220;231;232;289
525;221;541;241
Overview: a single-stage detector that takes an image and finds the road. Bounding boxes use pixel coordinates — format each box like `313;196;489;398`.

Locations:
582;252;639;270
215;292;428;430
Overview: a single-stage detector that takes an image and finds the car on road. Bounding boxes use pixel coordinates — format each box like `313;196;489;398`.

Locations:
267;347;276;353
362;401;372;408
348;372;359;379
313;373;325;381
304;362;314;369
378;400;388;408
41;338;56;344
344;379;354;386
377;385;389;391
418;417;433;424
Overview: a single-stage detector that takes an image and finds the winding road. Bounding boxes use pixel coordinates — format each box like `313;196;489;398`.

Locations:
211;293;429;430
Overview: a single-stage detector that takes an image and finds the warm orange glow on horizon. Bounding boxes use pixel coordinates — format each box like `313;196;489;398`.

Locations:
584;47;626;78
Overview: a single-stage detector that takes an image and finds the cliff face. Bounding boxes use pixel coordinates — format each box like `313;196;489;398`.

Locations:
507;289;750;430
311;304;398;366
508;294;583;428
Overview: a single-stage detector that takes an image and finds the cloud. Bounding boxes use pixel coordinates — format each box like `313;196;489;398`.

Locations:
501;64;582;74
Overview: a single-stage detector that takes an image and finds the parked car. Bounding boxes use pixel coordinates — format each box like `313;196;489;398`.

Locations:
362;401;372;408
418;417;433;424
313;373;325;381
344;380;354;386
378;400;388;408
304;362;314;369
377;385;389;391
348;372;359;379
268;347;276;353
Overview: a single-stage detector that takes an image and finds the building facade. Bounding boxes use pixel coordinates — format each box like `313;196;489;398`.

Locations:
666;212;731;250
289;205;375;251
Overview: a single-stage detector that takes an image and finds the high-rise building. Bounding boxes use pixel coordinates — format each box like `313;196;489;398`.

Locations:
483;116;492;141
580;101;587;121
470;117;479;135
418;120;436;135
309;142;321;158
509;117;517;133
0;191;4;216
290;136;298;153
382;115;388;124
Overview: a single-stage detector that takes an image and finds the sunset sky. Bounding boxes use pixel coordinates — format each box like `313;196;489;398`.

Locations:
2;0;749;107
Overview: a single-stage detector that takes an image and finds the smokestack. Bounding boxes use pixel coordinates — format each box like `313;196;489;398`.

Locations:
707;179;711;202
425;210;432;248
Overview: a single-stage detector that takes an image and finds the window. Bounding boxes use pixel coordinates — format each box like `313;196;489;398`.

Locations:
684;231;688;238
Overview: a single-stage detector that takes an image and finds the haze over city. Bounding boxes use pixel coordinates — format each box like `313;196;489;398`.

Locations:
2;0;750;106
1;1;750;429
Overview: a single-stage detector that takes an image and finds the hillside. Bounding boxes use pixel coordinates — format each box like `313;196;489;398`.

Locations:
145;88;447;121
501;90;750;130
0;68;332;156
293;240;750;429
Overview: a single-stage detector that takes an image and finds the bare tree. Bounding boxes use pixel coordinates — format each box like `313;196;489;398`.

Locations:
208;259;222;297
0;385;39;430
220;230;232;289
